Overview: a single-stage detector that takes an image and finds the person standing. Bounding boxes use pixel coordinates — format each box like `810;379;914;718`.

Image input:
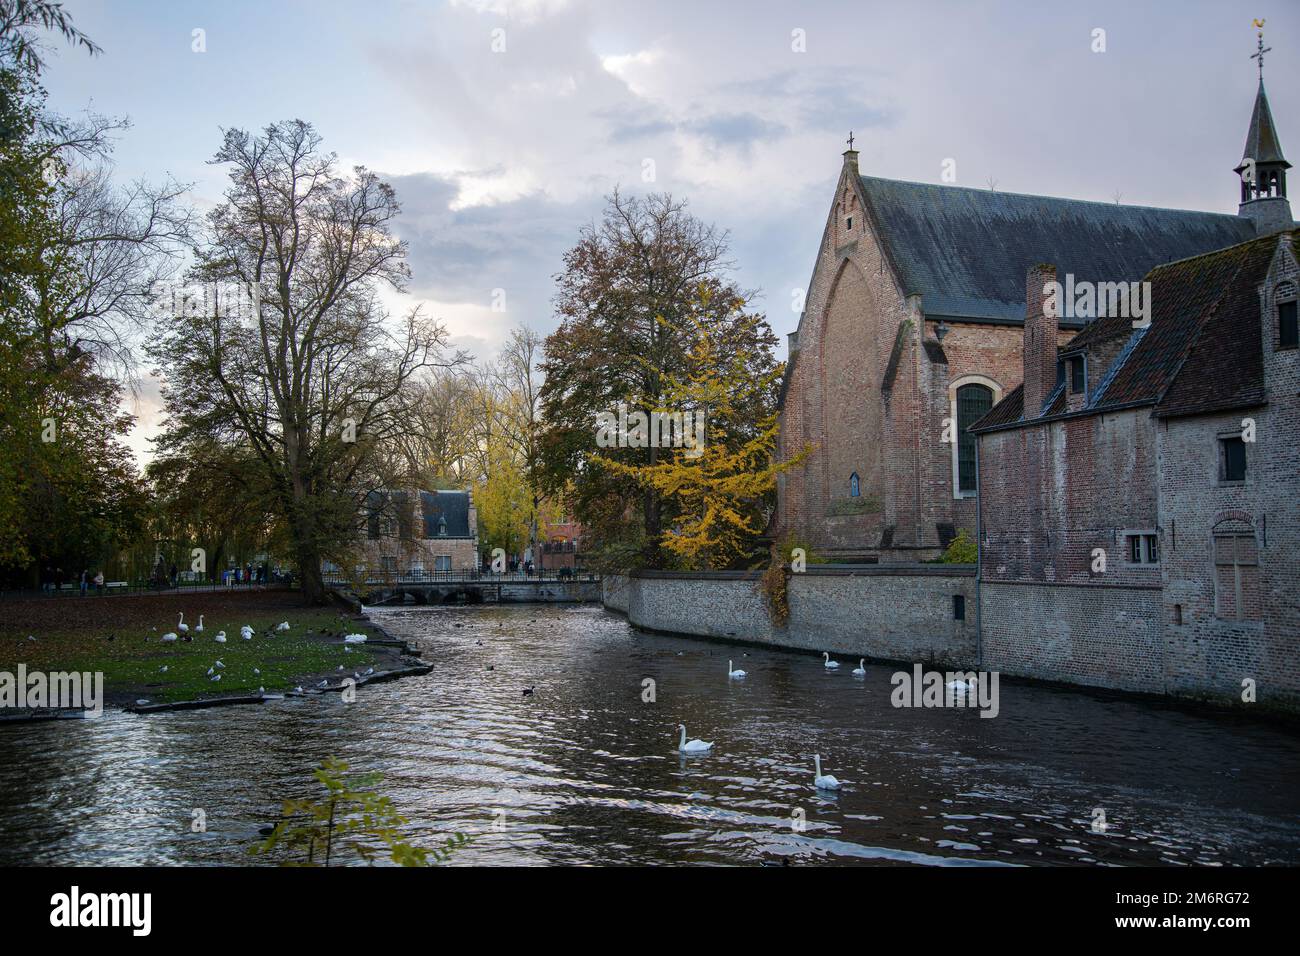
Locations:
93;570;104;595
79;569;88;597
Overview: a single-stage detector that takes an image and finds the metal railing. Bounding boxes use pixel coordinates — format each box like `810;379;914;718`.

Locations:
321;568;599;585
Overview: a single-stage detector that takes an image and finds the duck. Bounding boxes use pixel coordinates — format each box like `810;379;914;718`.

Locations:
316;679;329;688
522;686;535;697
852;659;867;676
158;665;168;673
813;754;841;791
677;724;713;753
193;615;204;634
214;631;227;643
823;652;840;669
177;612;189;633
728;660;747;679
343;634;367;643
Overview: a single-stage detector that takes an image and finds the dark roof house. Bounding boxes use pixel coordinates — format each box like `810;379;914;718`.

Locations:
973;231;1299;433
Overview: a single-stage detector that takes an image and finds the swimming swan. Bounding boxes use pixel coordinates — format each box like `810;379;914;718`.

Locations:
728;660;747;679
852;659;866;676
823;652;840;669
678;724;713;753
813;753;841;790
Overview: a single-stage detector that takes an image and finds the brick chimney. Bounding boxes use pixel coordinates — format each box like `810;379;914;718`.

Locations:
1022;263;1058;419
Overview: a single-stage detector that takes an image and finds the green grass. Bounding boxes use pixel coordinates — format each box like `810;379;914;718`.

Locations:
0;609;384;704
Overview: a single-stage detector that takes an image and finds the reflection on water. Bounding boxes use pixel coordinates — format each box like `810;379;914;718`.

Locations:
0;604;1297;866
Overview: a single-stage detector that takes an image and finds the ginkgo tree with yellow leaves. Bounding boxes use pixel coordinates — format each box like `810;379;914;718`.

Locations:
600;289;807;571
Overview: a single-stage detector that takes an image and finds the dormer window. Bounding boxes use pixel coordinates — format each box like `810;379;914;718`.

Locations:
1277;281;1297;350
1068;355;1086;394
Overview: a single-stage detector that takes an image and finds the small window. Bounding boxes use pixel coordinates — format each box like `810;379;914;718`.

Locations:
1221;436;1247;482
1126;533;1159;564
1068;355;1086;394
953;594;966;621
1279;300;1298;349
849;472;860;497
1173;603;1183;625
434;555;451;572
846;216;853;231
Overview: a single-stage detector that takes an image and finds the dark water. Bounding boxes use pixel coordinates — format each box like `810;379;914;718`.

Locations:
0;604;1297;866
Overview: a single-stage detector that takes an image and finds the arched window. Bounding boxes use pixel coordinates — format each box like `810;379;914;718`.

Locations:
956;383;994;493
849;472;860;497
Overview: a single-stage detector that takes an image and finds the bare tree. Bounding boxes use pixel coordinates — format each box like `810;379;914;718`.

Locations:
151;120;467;603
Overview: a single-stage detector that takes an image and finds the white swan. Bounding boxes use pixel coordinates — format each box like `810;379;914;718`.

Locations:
177;612;188;633
161;632;178;643
240;625;254;640
677;724;713;753
194;615;204;633
823;652;840;669
946;679;975;693
274;621;291;632
343;633;367;643
728;659;747;679
853;658;867;676
813;753;841;791
214;631;226;643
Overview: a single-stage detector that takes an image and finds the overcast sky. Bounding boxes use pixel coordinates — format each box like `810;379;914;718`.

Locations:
39;0;1300;461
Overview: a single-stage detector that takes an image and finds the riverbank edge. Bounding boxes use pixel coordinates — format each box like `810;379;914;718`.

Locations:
603;572;1300;726
0;607;431;723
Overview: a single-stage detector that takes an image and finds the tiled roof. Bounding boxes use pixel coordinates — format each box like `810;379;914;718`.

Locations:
973;231;1297;432
858;176;1256;327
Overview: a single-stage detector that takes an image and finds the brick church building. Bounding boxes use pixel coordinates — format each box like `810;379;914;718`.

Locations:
774;80;1287;563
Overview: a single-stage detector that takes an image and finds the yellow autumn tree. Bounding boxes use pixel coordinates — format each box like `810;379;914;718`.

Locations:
476;412;532;560
601;290;807;570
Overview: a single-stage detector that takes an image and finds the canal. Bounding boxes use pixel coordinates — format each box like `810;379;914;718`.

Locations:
0;604;1297;865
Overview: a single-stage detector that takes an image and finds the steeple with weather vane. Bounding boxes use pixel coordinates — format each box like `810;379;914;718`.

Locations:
1235;19;1293;232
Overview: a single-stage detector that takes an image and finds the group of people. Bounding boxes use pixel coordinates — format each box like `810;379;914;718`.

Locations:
220;564;267;586
40;567;105;596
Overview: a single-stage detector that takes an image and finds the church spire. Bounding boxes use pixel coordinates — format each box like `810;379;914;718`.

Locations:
1235;21;1292;232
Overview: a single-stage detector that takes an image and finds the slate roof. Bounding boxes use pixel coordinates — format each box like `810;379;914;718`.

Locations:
420;490;472;538
1238;80;1290;168
973;231;1297;432
858;176;1257;328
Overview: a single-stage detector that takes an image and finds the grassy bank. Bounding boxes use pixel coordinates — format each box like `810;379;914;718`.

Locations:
0;590;388;706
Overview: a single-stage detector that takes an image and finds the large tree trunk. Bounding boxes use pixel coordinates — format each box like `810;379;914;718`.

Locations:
298;547;326;605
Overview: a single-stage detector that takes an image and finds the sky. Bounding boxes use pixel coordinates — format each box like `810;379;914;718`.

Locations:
36;0;1300;463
